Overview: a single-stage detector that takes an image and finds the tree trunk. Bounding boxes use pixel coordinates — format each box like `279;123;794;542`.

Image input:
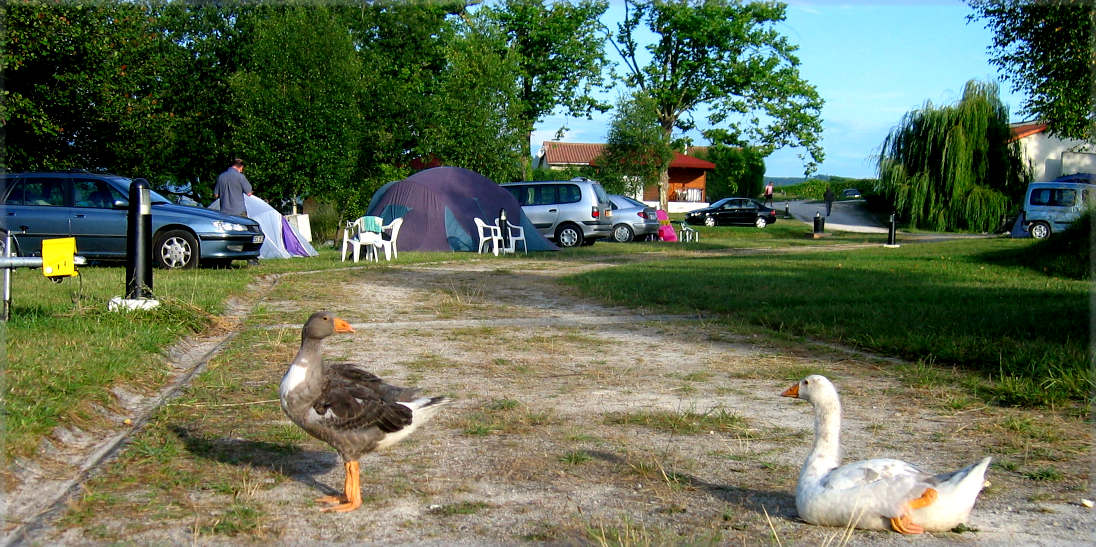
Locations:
658;167;669;212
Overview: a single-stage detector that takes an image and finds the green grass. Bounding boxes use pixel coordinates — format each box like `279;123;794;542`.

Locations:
563;237;1090;406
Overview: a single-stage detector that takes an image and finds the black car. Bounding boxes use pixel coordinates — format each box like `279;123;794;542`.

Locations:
685;197;778;228
1;171;264;268
842;188;862;199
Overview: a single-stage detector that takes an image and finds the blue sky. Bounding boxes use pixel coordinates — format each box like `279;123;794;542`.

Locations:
531;0;1027;179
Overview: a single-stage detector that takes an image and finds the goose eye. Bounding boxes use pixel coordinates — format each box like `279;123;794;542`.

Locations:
803;379;809;386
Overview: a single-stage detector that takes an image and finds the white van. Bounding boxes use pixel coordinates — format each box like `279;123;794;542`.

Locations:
1021;180;1095;238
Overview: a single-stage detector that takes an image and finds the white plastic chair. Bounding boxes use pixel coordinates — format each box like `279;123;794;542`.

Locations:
341;216;381;262
373;217;404;261
679;221;699;243
474;217;502;256
498;219;527;254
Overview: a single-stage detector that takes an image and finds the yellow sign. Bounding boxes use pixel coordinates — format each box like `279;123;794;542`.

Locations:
41;237;78;278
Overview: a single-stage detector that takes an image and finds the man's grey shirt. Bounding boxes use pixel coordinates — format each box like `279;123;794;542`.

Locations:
214;168;252;216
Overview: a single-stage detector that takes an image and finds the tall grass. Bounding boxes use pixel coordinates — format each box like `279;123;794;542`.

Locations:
562;238;1090;406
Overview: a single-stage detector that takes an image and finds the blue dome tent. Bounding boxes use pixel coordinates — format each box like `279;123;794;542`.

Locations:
365;167;556;252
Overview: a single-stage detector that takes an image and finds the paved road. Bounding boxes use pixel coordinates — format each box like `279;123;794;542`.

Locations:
776;199;889;234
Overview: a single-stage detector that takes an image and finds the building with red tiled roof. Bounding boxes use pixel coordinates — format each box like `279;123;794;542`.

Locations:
535;141;716;204
1009;122;1095;181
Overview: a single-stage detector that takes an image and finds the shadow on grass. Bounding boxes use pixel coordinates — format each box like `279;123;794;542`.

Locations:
170;425;342;496
586;450;797;521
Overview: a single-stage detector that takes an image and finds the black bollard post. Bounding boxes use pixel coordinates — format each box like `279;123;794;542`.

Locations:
784;202;790;218
888;213;897;246
497;208;510;252
126;178;153;299
813;211;824;235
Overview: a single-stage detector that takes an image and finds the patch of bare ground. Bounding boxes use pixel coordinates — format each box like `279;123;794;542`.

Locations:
29;259;1095;545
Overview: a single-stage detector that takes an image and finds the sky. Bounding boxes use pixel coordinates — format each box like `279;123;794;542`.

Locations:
530;0;1028;179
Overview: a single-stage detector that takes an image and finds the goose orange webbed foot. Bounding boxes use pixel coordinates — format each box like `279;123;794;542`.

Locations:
890;488;938;534
318;461;362;512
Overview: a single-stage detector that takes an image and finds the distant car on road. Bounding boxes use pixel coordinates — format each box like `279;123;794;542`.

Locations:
841;188;862;199
1;171;264;269
607;194;659;242
684;197;777;228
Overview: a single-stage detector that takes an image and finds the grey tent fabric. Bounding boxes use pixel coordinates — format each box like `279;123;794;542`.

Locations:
365;166;556;252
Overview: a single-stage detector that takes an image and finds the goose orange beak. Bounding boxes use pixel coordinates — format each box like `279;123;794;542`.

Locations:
334;317;355;333
781;383;799;398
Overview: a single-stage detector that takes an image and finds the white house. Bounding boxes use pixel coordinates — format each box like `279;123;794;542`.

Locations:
1011;122;1096;181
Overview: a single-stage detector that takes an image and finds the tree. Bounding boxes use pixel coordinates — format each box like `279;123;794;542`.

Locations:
482;0;611;179
967;0;1095;141
696;132;766;201
597;92;674;196
876;80;1028;232
229;5;362;208
609;0;823;210
2;1;164;171
423;16;526;183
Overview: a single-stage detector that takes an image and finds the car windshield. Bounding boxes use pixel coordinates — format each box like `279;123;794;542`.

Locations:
109;177;172;205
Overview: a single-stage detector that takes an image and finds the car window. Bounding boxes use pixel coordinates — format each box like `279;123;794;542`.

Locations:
590;183;609;205
559;184;581;204
533;185;556;206
24;177;66;206
1030;188;1077;207
1;177;24;205
74;179;122;208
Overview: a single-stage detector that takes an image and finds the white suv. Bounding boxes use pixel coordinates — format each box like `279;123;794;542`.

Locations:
502;179;612;247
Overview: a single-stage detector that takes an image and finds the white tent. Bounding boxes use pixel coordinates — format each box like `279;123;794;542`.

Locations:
209;195;317;259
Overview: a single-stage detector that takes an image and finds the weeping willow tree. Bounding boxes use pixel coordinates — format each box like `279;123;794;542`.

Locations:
877;80;1028;232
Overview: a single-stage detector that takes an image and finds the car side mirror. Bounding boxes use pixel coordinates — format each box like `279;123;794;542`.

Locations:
112;199;128;209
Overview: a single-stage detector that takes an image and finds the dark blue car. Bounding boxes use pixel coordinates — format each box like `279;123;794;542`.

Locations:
1;171;263;268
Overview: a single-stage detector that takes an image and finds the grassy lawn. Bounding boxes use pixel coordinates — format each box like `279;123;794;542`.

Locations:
3;225;1087;463
562;234;1090;408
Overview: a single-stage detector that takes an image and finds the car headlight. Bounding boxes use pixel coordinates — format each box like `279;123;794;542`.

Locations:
212;220;248;232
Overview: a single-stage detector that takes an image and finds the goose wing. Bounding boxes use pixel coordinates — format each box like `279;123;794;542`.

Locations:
820;458;936;517
311;363;417;433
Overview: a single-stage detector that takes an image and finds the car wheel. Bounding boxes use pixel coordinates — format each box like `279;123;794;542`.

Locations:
755;217;768;228
154;229;198;269
1029;221;1050;239
555;223;584;248
612;224;634;243
704;215;716;227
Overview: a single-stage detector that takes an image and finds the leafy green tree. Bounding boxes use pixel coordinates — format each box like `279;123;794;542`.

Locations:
483;0;611;179
967;0;1095;141
2;1;161;171
423;17;526;183
597;92;674;196
696;136;766;201
877;80;1028;232
229;5;362;208
338;2;465;200
610;0;823;210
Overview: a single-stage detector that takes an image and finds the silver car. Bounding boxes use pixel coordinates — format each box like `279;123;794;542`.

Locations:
607;194;659;242
502;179;612;247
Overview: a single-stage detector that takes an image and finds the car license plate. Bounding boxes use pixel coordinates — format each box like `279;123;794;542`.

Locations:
252;235;264;243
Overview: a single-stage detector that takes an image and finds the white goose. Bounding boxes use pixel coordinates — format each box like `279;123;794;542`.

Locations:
781;375;991;534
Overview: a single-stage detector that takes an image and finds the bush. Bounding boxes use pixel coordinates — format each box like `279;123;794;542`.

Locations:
980;208;1093;279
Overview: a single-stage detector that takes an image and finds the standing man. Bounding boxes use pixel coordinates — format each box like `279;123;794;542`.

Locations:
824;186;835;217
214;158;253;217
763;181;774;206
